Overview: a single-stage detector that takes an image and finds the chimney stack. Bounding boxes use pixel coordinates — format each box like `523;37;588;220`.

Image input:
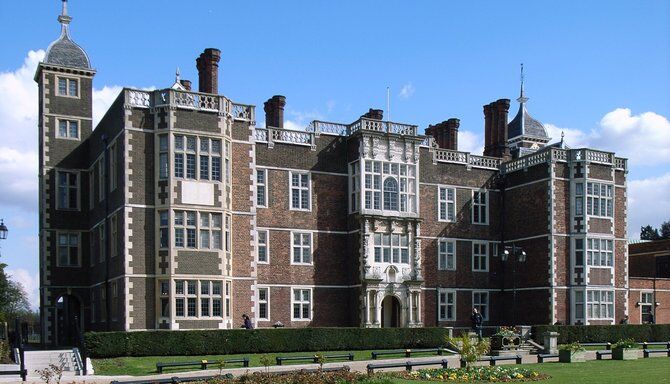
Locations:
179;79;192;91
264;95;286;129
426;118;459;150
483;98;510;158
362;108;384;120
196;48;221;94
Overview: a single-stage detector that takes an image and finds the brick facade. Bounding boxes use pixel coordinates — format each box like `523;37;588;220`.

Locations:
37;5;639;346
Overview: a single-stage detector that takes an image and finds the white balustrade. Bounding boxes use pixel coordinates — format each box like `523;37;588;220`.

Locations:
255;128;268;142
232;103;254;121
126;90;151;108
469;155;501;169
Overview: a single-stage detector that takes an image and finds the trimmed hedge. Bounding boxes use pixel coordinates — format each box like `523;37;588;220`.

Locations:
532;324;670;344
85;327;451;358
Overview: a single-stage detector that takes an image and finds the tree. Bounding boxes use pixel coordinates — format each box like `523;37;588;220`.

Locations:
0;266;31;322
661;220;670;239
640;225;660;240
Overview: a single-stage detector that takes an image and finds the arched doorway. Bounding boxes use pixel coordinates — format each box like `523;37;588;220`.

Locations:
55;295;81;347
381;295;401;327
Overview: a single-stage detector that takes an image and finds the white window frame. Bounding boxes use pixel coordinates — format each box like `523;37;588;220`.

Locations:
586;289;614;320
56;170;80;210
158;134;169;180
257;287;270;321
438;239;456;271
291;232;313;265
57;232;80;267
438;186;456;222
349;161;360;213
572;289;585;324
289;171;311;211
640;291;654;324
291;287;312;321
109;143;118;192
110;281;118;321
173;135;224;182
56;118;81;140
472;241;489;272
110;214;118;258
472;190;489;225
373;233;410;265
363;160;416;214
56;76;80;98
174;280;224;319
438;288;456;321
257;168;267;208
586;238;614;267
472;291;489;321
257;229;269;264
586;182;613;218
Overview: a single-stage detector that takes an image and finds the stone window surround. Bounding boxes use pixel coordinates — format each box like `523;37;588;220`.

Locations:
291;231;313;265
257;229;269;264
639;291;654;324
586;289;614;321
174;279;226;319
173;134;225;182
257;286;270;321
56;75;80;98
472;290;489;321
256;168;267;208
349;161;360;213
437;186;456;222
586;181;614;219
438;288;456;321
56;118;81;140
56;169;80;211
289;171;311;211
437;238;456;271
291;287;313;321
173;210;226;251
56;231;80;267
472;241;489;272
362;160;417;214
472;189;489;225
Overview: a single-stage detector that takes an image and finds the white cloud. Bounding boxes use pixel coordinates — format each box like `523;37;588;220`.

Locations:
92;86;123;126
398;82;415;100
628;173;670;239
6;268;40;310
458;130;484;155
546;108;670;166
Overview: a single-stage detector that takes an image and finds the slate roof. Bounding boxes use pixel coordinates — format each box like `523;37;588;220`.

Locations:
507;103;548;140
45;30;91;69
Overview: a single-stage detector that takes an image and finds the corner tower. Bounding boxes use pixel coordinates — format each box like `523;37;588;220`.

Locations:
36;0;95;346
506;65;550;157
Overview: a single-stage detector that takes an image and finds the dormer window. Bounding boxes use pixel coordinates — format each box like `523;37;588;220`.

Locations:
57;77;79;98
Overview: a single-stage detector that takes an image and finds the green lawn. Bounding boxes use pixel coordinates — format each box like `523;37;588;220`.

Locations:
388;358;670;383
93;349;453;376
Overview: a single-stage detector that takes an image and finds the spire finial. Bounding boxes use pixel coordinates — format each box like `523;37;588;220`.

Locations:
517;62;529;104
561;130;565;143
176;67;181;83
57;0;72;36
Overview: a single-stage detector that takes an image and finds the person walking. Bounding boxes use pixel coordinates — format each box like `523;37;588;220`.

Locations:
471;308;483;339
242;314;253;329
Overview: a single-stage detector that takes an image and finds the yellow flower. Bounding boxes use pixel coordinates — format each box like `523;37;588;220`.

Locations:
516;373;524;379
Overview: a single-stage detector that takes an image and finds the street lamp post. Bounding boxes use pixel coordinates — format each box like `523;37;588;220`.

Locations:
502;244;526;325
0;219;8;240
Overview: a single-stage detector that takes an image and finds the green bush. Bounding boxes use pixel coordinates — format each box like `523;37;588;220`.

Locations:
532;324;670;344
85;327;451;358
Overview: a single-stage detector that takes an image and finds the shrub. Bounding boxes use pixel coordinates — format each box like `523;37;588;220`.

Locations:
532;324;670;344
85;327;451;358
558;342;585;353
447;333;490;367
612;338;637;349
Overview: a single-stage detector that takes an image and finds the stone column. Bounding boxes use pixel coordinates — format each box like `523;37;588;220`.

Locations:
543;331;559;354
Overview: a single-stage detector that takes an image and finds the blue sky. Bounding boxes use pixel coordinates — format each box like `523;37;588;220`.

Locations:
0;0;669;308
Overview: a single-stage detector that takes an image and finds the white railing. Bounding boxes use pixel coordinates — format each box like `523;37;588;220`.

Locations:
232;103;255;121
269;127;314;146
308;120;349;136
586;149;613;165
551;148;568;162
434;149;467;163
173;90;220;111
614;157;627;170
126;90;151;108
469;155;501;169
255;128;268;142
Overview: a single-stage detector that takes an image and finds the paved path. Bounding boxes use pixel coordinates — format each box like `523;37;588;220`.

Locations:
0;350;649;384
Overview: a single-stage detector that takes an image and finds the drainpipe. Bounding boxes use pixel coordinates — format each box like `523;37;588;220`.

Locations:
102;134;111;329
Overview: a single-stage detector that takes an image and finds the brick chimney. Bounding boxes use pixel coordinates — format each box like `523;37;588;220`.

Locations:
362;108;384;120
179;79;192;91
264;95;286;129
483;99;511;158
426;118;459;150
196;48;221;94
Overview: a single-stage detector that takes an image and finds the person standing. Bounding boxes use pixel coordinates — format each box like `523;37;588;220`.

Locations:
471;308;483;339
242;314;253;329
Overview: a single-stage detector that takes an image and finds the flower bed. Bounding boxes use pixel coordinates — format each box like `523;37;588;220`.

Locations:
187;371;393;384
400;366;548;382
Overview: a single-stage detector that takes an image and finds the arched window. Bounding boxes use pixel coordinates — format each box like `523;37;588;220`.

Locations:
383;177;398;211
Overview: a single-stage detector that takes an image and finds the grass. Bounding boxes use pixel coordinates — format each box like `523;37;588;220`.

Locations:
387;358;670;383
93;349;453;376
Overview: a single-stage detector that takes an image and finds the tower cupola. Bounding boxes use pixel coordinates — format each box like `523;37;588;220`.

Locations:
44;0;91;69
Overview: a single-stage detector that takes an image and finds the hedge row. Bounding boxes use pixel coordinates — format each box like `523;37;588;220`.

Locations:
532;324;670;344
85;327;451;358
